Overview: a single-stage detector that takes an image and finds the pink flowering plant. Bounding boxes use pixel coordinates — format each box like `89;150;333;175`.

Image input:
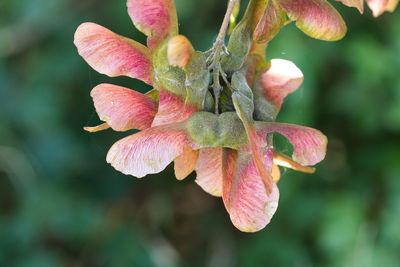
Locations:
74;0;398;232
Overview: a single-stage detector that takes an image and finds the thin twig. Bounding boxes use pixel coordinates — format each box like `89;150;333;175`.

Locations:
209;0;238;114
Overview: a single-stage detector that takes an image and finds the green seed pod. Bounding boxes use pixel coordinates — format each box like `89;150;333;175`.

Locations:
253;95;276;122
153;41;186;97
186;112;247;149
253;77;277;122
221;0;261;73
221;20;252;73
155;67;186;96
231;71;255;122
185;51;210;109
186;112;219;147
217;112;247;148
231;71;254;100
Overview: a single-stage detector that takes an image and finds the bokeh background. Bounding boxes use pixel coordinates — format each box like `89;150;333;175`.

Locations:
1;1;400;266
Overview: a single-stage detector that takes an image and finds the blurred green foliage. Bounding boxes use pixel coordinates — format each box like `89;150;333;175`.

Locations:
1;1;400;266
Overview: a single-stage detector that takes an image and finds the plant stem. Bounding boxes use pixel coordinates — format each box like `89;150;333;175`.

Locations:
216;0;238;50
210;0;238;114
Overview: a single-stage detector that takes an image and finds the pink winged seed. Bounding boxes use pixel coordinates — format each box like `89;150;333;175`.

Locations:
224;151;280;233
336;0;364;13
74;22;153;84
150;90;198;181
106;124;191;178
127;0;178;48
260;59;304;110
174;147;199;180
279;0;347;41
195;148;236;197
91;84;157;131
151;90;197;127
256;122;328;166
366;0;399;16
